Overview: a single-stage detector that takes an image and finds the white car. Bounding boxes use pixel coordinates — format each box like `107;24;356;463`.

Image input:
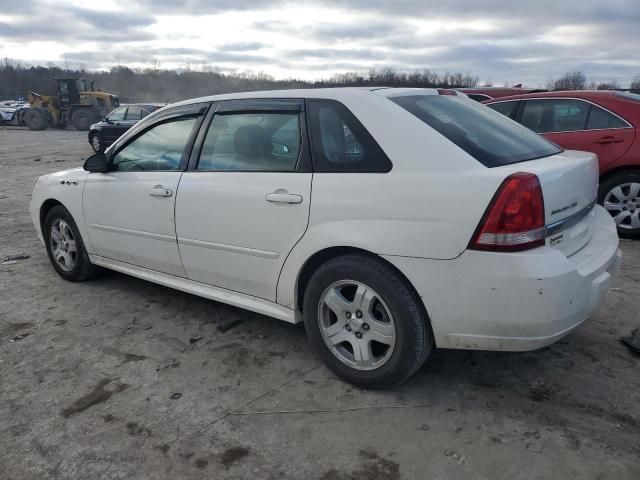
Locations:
0;105;16;122
30;88;621;388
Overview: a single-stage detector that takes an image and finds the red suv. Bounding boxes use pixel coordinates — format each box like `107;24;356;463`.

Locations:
485;91;640;238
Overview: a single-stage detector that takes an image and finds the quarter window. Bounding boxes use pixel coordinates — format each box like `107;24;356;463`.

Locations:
198;112;301;171
111;117;197;171
308;101;391;173
587;105;628;129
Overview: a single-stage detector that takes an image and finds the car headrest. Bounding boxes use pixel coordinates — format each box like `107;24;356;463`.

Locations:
233;125;272;157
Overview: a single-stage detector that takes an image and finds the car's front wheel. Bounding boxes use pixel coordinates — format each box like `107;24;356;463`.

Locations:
599;171;640;239
303;254;433;388
90;133;104;153
43;205;97;281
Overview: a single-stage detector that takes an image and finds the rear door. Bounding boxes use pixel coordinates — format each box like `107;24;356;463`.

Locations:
175;99;312;301
518;98;635;167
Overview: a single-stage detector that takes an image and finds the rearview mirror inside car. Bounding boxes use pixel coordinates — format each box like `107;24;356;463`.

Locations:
83;153;108;173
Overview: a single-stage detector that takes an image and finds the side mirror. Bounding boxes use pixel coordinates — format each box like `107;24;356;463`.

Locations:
84;153;108;173
104;117;113;124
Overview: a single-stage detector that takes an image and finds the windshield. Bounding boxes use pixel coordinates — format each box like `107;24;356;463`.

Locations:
389;95;562;167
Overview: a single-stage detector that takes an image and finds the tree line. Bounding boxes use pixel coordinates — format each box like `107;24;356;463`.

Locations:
548;70;640;91
1;59;638;103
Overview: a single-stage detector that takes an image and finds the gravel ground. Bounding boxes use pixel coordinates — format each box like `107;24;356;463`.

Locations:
1;127;639;480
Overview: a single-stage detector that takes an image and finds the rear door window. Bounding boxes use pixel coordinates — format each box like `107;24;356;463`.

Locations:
521;99;589;133
307;101;392;172
197;112;301;171
390;95;561;167
125;107;143;121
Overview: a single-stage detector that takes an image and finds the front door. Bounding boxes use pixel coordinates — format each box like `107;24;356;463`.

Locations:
102;107;129;144
175;100;312;301
84;114;202;276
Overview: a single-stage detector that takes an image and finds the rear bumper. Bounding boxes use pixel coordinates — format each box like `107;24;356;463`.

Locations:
384;206;621;351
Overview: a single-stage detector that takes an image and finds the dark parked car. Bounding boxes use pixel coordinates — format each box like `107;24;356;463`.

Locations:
88;103;165;152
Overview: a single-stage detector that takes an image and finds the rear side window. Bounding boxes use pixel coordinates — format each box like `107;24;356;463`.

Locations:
587;105;628;129
198;112;301;171
521;99;589;133
390;95;561;167
308;101;392;173
125;107;142;121
487;101;517;118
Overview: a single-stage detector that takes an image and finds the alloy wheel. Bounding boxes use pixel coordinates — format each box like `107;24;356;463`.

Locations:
91;135;101;152
49;219;77;271
317;280;396;371
603;182;640;230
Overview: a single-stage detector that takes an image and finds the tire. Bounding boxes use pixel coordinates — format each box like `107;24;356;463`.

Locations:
24;108;48;131
71;109;97;131
90;133;104;153
598;171;640;239
303;254;433;389
43;205;97;281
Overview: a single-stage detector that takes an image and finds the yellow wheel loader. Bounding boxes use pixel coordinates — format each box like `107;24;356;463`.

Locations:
23;78;119;131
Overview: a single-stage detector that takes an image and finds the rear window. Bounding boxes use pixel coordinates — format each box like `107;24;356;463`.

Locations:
390;95;562;167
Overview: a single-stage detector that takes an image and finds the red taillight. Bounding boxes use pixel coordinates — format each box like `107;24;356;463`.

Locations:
470;172;545;252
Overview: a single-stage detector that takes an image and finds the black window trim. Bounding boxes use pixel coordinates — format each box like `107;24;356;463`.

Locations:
305;98;393;174
187;98;312;173
468;93;493;102
106;102;211;172
486;99;521;119
514;97;632;134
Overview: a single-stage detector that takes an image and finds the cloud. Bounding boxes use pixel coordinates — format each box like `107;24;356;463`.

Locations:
221;41;267;52
0;0;638;85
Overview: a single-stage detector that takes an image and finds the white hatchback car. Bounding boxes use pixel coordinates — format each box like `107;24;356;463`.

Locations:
30;88;621;388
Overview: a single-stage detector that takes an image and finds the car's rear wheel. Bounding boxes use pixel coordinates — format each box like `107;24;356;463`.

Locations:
599;171;640;239
44;206;97;281
90;133;104;153
303;254;433;388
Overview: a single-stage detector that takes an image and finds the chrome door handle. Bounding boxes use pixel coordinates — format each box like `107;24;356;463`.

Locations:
265;192;303;204
149;185;173;197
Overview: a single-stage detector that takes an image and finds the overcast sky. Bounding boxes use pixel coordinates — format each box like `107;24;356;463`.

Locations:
1;0;639;86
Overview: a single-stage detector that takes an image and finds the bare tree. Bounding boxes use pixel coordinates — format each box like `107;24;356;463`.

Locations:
596;79;620;90
550;71;587;90
631;75;640;90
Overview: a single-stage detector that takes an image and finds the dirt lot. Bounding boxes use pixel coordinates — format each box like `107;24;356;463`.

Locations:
1;127;639;480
